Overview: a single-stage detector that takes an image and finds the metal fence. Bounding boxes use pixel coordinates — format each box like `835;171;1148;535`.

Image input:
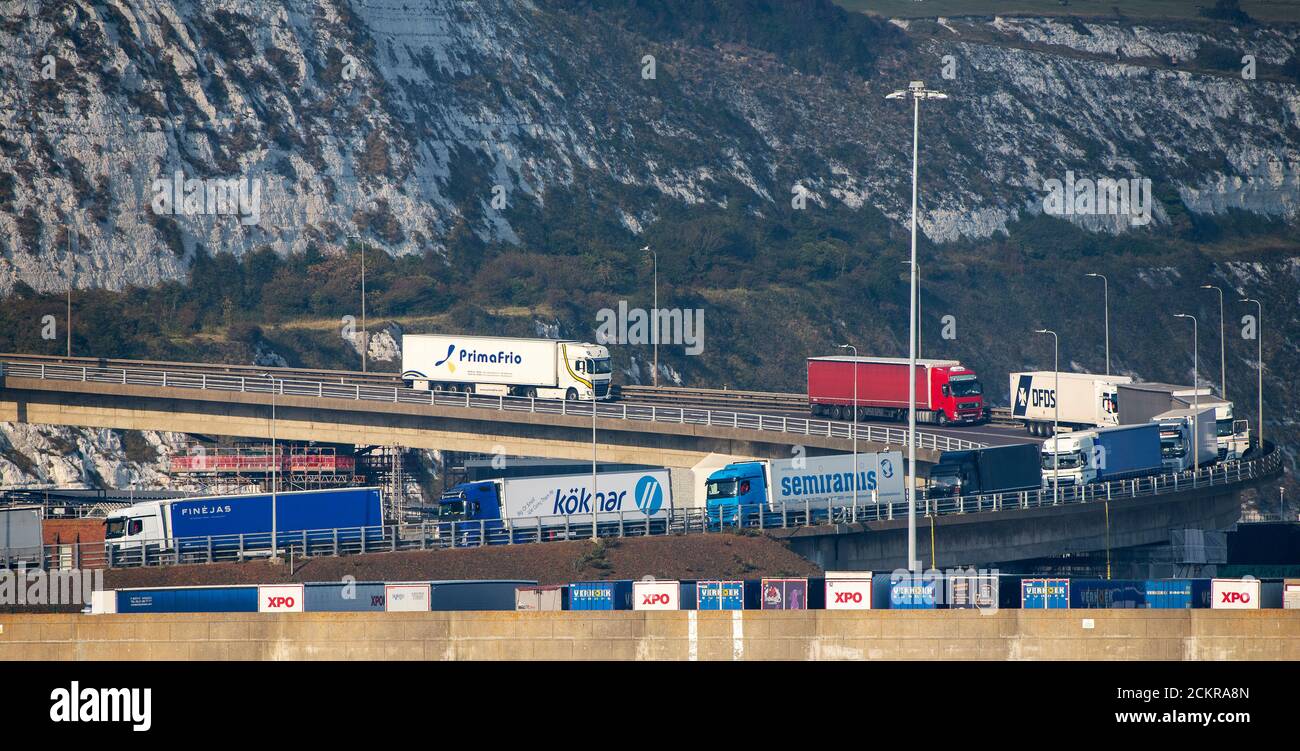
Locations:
20;445;1282;571
1;361;983;453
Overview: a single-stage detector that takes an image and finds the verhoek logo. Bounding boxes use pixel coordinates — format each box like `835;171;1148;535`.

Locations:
49;682;152;732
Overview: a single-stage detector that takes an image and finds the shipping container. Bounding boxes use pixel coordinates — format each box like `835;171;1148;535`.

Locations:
1144;580;1193;609
947;573;1000;609
516;585;567;611
430;580;535;611
824;572;873;610
304;581;388;612
633;580;681;610
1284;579;1300;610
696;580;745;610
116;586;258;613
0;506;43;566
887;573;940;609
760;578;809;610
1211;578;1261;609
568;580;633;610
1070;579;1144;609
1021;578;1070;609
807;356;986;425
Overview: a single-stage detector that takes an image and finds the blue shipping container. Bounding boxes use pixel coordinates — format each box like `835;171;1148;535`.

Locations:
696;580;745;610
568;580;633;610
1144;580;1193;609
171;487;384;545
889;574;939;609
304;582;388;612
117;586;258;613
1093;424;1164;482
1021;578;1070;609
1071;579;1145;609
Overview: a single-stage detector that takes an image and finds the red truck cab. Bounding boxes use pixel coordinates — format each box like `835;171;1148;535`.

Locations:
807;356;986;426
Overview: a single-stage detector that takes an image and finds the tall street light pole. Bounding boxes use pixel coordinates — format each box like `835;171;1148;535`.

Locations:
838;343;858;510
347;234;368;372
644;245;657;387
591;359;599;542
887;80;946;572
1201;285;1225;398
1035;329;1059;504
1085;273;1109;375
1241;298;1263;451
1173;314;1199;471
261;372;281;561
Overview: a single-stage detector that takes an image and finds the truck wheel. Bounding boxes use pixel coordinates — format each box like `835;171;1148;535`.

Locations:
566;388;578;401
526;387;538;398
936;412;949;426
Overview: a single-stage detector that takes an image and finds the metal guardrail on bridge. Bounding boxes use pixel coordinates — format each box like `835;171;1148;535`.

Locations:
19;445;1282;571
0;360;984;453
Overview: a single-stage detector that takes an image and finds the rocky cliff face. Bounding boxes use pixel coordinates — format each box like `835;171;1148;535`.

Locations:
0;2;1296;294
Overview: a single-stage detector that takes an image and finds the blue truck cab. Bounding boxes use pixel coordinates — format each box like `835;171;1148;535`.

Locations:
705;461;768;526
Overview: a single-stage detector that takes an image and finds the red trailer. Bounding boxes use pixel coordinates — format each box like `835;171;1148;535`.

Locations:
807;356;987;426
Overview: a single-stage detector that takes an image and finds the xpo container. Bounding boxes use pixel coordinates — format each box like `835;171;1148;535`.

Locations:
1021;578;1070;609
516;585;567;611
1009;371;1132;436
824;572;873;610
696;580;745;610
807;356;986;425
259;584;305;613
569;580;633;610
633;580;681;610
304;581;388;612
1211;578;1260;609
760;578;809;610
401;334;612;400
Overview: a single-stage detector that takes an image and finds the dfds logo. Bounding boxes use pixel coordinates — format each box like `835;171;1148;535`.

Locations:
634;475;664;515
1012;375;1033;416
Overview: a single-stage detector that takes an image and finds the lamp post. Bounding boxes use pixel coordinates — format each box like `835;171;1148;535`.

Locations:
1035;329;1059;504
644;245;657;387
887;80;946;572
900;261;922;358
1173;313;1199;471
347;235;368;372
261;372;281;561
1085;273;1109;375
1241;298;1263;451
591;360;598;541
1201;285;1225;398
838;343;859;510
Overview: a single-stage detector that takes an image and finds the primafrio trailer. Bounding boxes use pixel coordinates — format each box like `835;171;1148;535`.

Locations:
402;334;612;400
807;356;987;425
1009;371;1132;436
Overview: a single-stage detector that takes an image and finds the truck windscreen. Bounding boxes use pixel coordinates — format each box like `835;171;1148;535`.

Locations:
1042;452;1083;470
589;358;612;375
706;479;739;500
949;378;982;396
104;518;127;540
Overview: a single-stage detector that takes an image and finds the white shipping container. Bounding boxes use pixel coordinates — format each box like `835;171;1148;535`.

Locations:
633;580;681;610
498;469;673;526
516;586;565;611
1009;372;1132;428
258;584;305;613
1210;578;1261;610
385;584;431;612
767;451;904;509
1283;581;1300;610
825;577;873;610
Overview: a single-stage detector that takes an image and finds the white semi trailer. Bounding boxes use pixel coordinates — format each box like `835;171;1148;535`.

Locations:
401;334;612;400
1009;371;1133;436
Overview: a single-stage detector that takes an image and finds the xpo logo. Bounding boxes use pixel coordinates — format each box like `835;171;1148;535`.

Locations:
641;593;672;606
266;596;295;608
834;591;863;604
826;578;872;610
1221;592;1250;604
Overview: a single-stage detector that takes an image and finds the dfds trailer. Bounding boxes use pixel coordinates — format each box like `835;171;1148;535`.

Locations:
807;356;986;425
402;334;612;400
1008;371;1132;436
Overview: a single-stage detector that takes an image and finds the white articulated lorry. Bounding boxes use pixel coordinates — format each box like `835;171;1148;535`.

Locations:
1117;382;1250;461
401;334;612;400
1009;372;1132;436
